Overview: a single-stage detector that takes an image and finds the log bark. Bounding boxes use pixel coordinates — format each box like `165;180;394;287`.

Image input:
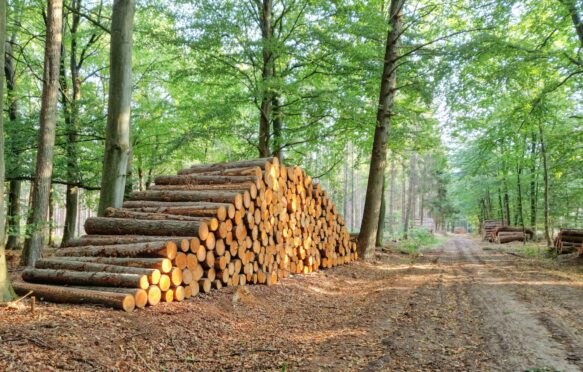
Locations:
35;259;161;284
104;208;218;227
178;158;276;175
69;286;147;308
22;268;149;289
65;235;192;248
56;256;172;273
54;241;178;259
129;190;243;209
154;175;258;186
84;217;209;240
13;281;135;312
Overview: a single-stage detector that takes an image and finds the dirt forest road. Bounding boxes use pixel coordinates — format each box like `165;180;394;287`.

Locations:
3;236;583;371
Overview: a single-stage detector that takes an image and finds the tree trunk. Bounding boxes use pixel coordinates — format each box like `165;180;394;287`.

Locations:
403;153;417;239
538;122;551;246
358;0;404;259
375;175;386;246
530;132;537;237
257;0;273;157
498;187;504;222
388;158;396;235
561;0;583;47
61;0;83;247
0;0;16;301
5;27;21;251
22;0;63;267
272;64;283;159
98;0;135;215
516;165;524;228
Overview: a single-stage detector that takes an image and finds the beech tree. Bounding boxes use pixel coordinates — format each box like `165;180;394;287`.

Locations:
358;0;405;259
21;0;63;266
98;0;135;216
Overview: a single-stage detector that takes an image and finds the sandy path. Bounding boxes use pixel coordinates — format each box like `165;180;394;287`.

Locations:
2;236;583;371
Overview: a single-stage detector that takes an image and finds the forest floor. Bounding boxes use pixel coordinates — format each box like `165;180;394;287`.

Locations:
3;236;583;371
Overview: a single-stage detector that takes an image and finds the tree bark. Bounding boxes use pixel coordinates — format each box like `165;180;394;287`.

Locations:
560;0;583;47
5;26;21;250
22;0;63;267
0;0;16;301
55;239;179;259
61;0;84;247
84;217;210;239
22;268;149;289
388;158;396;235
530;132;537;237
358;0;404;259
98;0;135;215
257;0;273;157
538;122;552;245
403;153;417;239
375;175;386;246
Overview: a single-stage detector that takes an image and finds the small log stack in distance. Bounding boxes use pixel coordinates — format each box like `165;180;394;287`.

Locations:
492;226;534;244
553;229;583;254
481;219;505;242
15;157;358;311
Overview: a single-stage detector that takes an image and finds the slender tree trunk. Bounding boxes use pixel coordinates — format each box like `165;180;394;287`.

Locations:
503;176;511;226
401;161;406;226
61;0;83;246
538;122;551;245
403;153;416;239
98;0;135;216
257;0;273;157
343;147;349;227
376;175;386;246
48;185;54;247
271;63;283;160
498;187;504;222
350;145;355;230
516;165;524;228
0;0;15;301
5;26;21;250
22;0;63;266
388;158;396;235
358;0;405;258
530;132;537;236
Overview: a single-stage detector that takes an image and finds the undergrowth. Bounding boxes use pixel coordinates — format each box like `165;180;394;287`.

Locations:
395;228;445;253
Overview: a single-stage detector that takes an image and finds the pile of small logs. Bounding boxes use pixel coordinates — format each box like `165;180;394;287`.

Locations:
481;220;505;241
492;226;534;244
14;157;357;312
553;229;583;254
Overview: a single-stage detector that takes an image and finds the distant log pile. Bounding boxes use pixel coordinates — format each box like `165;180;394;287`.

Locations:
493;226;534;244
553;229;583;254
481;220;505;241
15;157;357;311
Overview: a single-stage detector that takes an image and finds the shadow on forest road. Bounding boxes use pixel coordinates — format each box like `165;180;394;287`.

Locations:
3;236;583;371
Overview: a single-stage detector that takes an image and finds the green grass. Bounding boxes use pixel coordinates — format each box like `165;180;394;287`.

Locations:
395;228;445;254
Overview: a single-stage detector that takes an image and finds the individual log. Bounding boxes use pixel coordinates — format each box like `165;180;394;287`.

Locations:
497;232;526;244
154;174;259;186
119;205;232;222
22;268;150;289
54;241;178;260
65;235;193;247
85;217;209;240
128;190;243;210
12;281;135;312
178;157;276;175
147;285;162;306
122;201;235;219
199;278;212;293
56;257;173;273
69;286;148;308
104;208;216;225
159;275;171;291
34;259;161;285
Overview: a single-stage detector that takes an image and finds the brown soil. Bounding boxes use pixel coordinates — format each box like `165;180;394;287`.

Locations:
2;236;583;371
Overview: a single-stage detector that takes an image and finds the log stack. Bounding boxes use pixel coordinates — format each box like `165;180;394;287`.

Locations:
493;226;533;244
481;219;505;241
15;157;357;311
553;229;583;254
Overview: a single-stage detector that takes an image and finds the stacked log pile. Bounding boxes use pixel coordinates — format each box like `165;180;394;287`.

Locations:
14;157;357;311
492;226;534;244
481;220;505;241
553;229;583;254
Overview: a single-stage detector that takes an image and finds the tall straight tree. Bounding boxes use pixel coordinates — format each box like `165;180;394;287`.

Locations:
21;0;63;266
257;0;273;157
358;0;405;259
98;0;135;216
0;0;16;301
